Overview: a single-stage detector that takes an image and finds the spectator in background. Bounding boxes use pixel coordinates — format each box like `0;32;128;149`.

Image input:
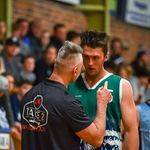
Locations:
20;55;36;84
0;56;6;74
109;37;125;66
34;44;57;84
137;69;150;104
0;19;6;51
0;37;21;83
14;18;29;43
131;49;149;77
0;75;21;150
40;30;50;51
28;18;45;60
115;64;140;103
144;78;150;102
10;80;33;123
116;64;128;79
137;99;150;150
0;75;14;128
3;72;16;95
67;30;81;45
11;21;31;57
50;23;67;50
104;60;116;73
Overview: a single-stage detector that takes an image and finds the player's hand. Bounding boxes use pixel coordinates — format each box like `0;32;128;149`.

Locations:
97;81;112;105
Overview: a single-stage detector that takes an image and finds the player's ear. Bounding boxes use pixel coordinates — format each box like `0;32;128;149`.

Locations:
73;66;78;77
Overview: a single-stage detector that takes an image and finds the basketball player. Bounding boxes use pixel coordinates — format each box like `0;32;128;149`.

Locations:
68;31;139;150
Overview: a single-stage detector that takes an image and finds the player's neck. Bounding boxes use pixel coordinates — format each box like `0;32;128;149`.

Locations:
85;69;109;87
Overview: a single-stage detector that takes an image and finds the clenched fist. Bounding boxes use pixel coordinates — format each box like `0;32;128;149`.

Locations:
97;81;112;105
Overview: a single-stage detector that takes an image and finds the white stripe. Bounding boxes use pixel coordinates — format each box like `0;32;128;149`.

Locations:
81;73;112;90
108;89;113;92
119;79;123;103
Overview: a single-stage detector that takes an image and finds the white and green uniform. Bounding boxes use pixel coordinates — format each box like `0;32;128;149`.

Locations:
68;73;123;150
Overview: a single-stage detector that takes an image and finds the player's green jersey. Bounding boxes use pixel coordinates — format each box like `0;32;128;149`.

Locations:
68;73;122;149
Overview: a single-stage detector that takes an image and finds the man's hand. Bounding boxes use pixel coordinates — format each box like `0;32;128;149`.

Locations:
97;81;112;105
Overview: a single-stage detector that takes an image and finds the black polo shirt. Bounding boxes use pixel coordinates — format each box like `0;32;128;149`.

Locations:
21;79;92;150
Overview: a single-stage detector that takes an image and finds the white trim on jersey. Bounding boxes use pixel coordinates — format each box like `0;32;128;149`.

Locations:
81;73;112;90
119;79;123;103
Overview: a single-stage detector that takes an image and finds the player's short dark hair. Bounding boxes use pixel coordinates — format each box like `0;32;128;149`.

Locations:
81;30;109;56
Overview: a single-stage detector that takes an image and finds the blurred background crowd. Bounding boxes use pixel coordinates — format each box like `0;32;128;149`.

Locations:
0;0;150;149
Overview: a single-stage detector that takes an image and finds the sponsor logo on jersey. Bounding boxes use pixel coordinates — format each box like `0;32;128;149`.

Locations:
75;95;82;98
101;129;122;150
22;95;48;129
